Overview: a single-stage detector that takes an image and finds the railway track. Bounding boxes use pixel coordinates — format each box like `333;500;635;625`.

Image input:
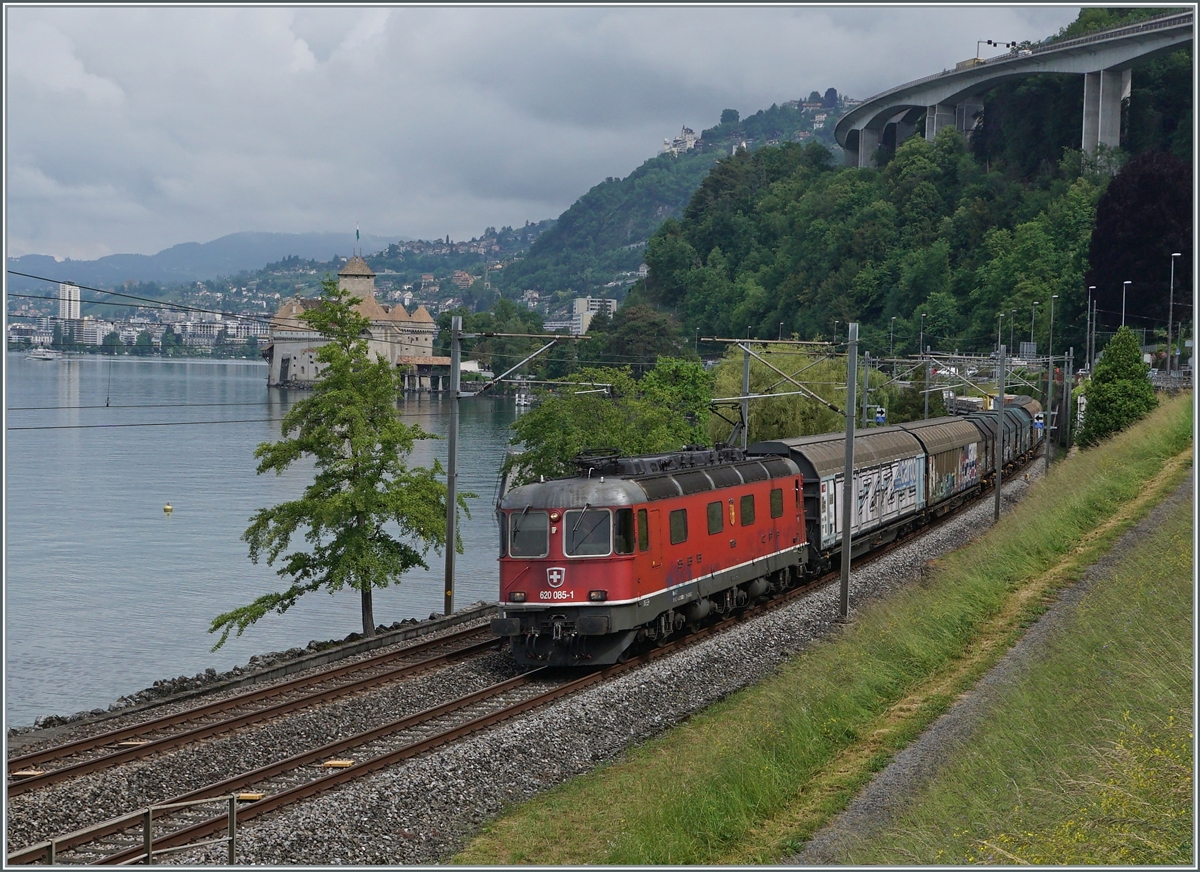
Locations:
8;598;796;866
8;460;1038;864
7;624;497;796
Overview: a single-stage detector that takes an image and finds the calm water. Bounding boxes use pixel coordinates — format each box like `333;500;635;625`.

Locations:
4;353;520;727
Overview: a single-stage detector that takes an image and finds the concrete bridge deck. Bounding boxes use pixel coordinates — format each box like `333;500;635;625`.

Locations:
835;11;1193;167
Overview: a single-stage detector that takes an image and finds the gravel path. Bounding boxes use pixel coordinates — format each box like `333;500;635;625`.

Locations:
788;471;1194;865
154;471;1045;865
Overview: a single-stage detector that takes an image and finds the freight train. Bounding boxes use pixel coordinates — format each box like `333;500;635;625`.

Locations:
491;399;1043;667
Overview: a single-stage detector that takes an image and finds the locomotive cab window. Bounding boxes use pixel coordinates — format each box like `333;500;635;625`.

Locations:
669;508;688;545
564;509;612;557
770;488;784;519
637;509;649;552
614;508;635;555
509;510;549;558
706;501;724;535
498;512;508;557
740;494;755;526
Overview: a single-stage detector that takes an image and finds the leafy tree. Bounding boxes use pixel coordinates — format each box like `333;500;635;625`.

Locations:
133;330;153;356
210;278;471;649
505;358;713;484
720;108;740;125
1077;326;1157;447
101;331;124;355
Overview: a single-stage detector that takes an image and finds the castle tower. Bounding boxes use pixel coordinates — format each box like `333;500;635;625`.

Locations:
337;255;376;299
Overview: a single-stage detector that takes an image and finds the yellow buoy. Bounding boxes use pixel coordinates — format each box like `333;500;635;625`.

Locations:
164;503;173;514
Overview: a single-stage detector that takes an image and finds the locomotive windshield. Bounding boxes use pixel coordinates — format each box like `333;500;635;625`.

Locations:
564;509;612;557
509;510;549;557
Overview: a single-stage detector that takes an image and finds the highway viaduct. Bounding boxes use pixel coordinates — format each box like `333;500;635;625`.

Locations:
835;11;1193;168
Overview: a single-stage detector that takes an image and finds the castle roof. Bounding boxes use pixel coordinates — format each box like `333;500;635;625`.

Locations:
338;254;376;278
410;305;435;323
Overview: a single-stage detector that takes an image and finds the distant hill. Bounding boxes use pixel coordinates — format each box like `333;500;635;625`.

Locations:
6;231;399;292
495;100;846;299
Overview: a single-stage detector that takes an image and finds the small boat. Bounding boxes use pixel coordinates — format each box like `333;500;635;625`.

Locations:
514;388;534;407
25;348;63;360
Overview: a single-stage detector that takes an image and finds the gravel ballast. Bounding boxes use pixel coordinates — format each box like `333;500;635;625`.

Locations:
152;471;1048;865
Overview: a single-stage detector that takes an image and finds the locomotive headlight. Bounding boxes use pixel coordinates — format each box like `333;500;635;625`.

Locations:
588;590;608;602
549;511;561;521
508;591;527;603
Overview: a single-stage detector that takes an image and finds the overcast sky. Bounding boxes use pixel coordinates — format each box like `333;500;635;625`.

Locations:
5;4;1082;261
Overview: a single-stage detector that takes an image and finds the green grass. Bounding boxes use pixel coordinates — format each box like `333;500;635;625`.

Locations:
454;394;1193;865
842;491;1194;865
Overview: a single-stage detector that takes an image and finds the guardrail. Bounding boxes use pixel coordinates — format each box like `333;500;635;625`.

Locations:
845;10;1193;117
11;795;237;866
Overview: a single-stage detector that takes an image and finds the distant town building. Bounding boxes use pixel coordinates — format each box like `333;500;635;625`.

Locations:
451;270;475;289
565;296;618;334
264;255;442;390
663;126;700;155
58;282;80;321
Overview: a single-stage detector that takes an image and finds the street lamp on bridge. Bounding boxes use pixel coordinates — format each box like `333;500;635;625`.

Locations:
1122;280;1131;327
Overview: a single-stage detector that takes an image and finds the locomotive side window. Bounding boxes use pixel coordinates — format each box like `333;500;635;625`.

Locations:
669;508;688;545
637;508;649;552
614;508;635;555
509;510;549;558
564;509;612;557
740;494;756;526
770;488;784;519
498;512;508;557
706;501;724;535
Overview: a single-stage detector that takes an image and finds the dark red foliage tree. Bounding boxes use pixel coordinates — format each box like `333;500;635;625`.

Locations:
1085;151;1193;333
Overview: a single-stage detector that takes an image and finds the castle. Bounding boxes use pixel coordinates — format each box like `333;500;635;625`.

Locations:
263;254;445;390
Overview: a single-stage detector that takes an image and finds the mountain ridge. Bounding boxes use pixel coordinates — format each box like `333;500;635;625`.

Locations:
6;231;400;292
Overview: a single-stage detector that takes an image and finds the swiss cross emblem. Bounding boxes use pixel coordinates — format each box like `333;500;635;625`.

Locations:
547;567;566;588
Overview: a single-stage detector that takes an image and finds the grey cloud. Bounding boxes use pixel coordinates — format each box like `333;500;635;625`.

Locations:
5;5;1081;260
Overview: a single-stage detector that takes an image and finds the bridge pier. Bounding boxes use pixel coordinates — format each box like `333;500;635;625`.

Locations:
1082;68;1130;154
925;103;956;140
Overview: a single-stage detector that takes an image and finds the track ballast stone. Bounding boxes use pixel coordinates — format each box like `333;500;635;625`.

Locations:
163;471;1041;865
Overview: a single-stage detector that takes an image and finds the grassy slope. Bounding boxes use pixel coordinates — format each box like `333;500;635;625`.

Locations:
455;394;1193;865
842;480;1193;865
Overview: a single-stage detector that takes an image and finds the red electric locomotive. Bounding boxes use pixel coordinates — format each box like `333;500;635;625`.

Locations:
491;447;808;667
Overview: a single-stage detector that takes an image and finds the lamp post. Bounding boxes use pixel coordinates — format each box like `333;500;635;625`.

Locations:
889;316;896;375
997;312;1004;356
1046;294;1056;474
1168;253;1181;374
1086;285;1095;372
833;320;840;344
921;313;928;420
1122;281;1130;327
779;321;784;341
1030;301;1039;347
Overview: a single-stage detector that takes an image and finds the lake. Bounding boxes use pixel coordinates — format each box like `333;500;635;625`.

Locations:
4;353;520;727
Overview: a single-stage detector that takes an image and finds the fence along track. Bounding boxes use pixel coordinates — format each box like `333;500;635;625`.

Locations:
7;626;496;796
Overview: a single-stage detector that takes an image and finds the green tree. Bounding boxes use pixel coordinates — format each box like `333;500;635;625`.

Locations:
210;278;471;649
133;330;154;356
505;358;713;484
101;331;124;355
1077;326;1157;447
